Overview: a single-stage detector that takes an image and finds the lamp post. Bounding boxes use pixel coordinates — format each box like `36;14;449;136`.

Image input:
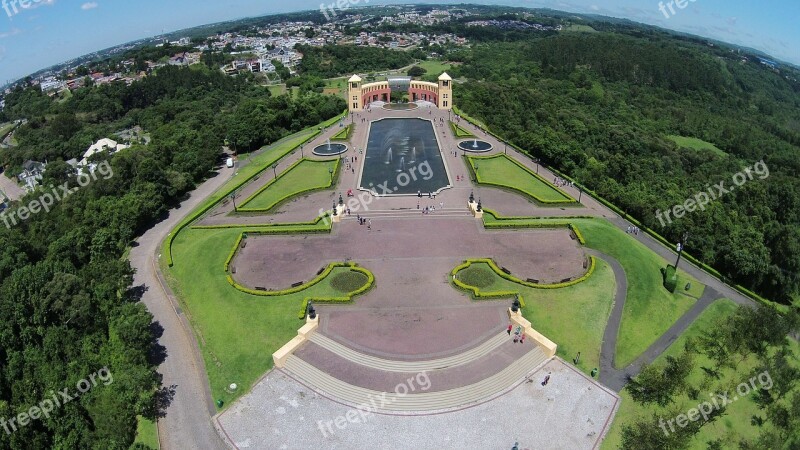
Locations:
578;186;583;203
272;164;278;179
675;232;689;270
533;158;539;174
300;144;304;158
504;141;507;154
230;192;237;212
329;167;334;182
474;163;478;182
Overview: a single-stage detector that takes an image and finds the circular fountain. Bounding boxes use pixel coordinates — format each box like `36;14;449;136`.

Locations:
313;138;348;156
457;139;493;153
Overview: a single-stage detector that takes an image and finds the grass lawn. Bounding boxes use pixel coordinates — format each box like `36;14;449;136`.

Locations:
163;227;371;407
562;24;598;33
467;154;575;204
267;84;287;96
238;159;339;211
449;121;475;138
454;259;616;377
480;215;703;369
416;59;452;75
574;218;700;367
132;416;159;449
0;122;15;139
602;298;797;449
331;124;352;141
668;135;727;157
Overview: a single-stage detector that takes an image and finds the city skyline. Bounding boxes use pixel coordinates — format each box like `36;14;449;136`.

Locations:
0;0;798;84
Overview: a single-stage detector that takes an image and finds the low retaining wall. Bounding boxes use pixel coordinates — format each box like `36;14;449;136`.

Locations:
507;308;557;358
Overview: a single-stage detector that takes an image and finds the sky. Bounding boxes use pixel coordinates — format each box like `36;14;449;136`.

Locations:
0;0;798;84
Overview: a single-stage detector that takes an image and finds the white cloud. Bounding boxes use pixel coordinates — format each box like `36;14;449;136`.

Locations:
81;2;98;10
0;28;22;39
590;5;599;11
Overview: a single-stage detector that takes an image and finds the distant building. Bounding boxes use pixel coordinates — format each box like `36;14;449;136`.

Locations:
18;160;46;191
79;138;129;169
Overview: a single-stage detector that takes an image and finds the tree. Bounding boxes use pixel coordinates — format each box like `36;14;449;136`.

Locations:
407;66;427;77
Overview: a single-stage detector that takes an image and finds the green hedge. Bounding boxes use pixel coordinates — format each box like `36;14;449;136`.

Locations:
191;213;331;230
467;154;575;205
452;257;596;294
331;124;353;141
237;158;341;213
449;120;475;138
227;261;372;297
480;211;587;246
164;110;346;267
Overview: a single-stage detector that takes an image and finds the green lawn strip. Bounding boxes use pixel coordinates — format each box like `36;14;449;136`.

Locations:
480;213;704;369
601;299;792;450
237;158;339;211
452;259;616;376
163;228;371;407
331;124;352;141
573;218;700;368
0;122;15;139
162;111;346;266
667;135;727;157
467;154;575;204
449;121;475;138
416;59;452;75
132;416;159;449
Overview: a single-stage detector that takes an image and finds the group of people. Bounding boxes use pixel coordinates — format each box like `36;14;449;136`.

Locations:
419;201;444;215
626;226;640;235
553;176;573;188
506;324;526;344
355;215;371;229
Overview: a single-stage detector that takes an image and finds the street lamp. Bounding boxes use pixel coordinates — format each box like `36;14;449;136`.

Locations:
578;186;583;203
329;167;334;182
272;164;279;179
230;192;237;212
504;141;507;154
300;144;304;158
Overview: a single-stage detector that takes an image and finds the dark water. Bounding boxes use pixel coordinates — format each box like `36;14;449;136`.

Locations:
359;118;450;195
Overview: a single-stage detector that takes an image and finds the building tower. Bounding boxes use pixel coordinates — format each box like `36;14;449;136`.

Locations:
348;74;363;112
437;72;453;110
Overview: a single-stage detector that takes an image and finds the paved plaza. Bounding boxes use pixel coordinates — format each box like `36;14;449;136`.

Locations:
216;358;619;450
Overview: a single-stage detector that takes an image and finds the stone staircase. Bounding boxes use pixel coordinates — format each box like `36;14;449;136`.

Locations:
308;332;508;372
283;338;550;412
343;207;473;221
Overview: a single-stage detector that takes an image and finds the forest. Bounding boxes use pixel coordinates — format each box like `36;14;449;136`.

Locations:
0;65;344;448
442;28;800;304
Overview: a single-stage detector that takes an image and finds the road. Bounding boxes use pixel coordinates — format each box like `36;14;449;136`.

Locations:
129;165;233;450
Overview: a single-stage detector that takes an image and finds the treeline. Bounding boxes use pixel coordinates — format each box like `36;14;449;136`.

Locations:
0;66;343;448
452;32;800;302
296;44;418;78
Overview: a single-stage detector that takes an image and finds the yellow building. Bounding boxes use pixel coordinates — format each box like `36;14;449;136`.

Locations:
347;72;453;112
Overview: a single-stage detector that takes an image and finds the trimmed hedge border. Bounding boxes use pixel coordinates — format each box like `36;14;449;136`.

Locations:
467;154;575;205
480;210;587;245
237;158;341;212
228;262;373;297
452;256;596;293
164;110;347;267
449;120;475;138
453;106;779;308
191;213;331;230
330;124;353;141
298;265;375;319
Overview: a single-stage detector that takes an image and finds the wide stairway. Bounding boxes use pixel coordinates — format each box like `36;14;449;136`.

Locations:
342;207;472;221
283;332;550;413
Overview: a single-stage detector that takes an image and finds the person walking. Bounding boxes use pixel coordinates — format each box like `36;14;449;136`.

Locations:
506;324;513;335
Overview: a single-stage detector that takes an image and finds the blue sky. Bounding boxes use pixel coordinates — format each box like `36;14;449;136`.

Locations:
0;0;797;83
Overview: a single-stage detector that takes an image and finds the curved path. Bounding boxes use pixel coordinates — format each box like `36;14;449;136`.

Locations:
589;249;724;392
